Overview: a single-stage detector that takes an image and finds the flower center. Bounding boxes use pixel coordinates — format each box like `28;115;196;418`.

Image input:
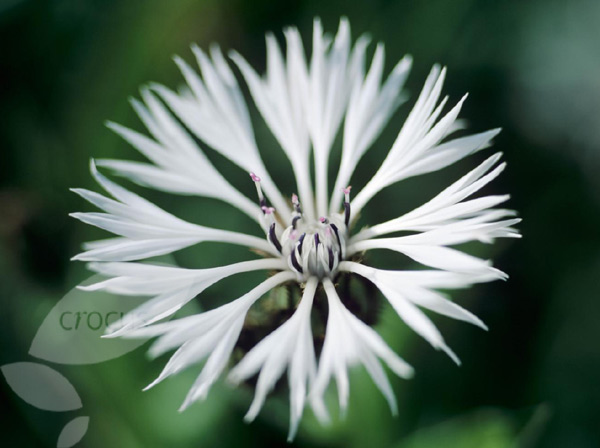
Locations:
250;174;351;280
280;216;346;279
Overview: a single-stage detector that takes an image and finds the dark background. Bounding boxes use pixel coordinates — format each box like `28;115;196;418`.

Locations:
1;0;599;447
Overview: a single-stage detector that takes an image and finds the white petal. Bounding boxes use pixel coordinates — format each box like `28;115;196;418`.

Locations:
330;51;412;212
155;51;292;220
105;98;262;222
351;64;485;215
72;162;277;260
136;271;295;399
350;153;520;244
227;278;318;441
340;260;489;334
90;258;286;336
351;240;504;278
311;279;413;418
376;282;460;365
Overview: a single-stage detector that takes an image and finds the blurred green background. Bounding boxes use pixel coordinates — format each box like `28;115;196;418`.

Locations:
1;0;599;446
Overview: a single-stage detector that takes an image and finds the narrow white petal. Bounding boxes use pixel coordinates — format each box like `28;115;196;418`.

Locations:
136;271;294;399
231;36;315;220
93;259;286;336
227;278;318;440
376;282;460;365
156;51;292;220
341;260;489;346
72;163;278;260
330;52;412;212
351;240;504;278
311;279;413;418
350;64;489;216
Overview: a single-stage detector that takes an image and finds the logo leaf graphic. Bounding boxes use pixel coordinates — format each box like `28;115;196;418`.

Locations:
28;274;151;365
1;362;82;411
57;416;89;448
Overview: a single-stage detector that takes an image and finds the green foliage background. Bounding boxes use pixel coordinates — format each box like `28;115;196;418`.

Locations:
1;0;599;446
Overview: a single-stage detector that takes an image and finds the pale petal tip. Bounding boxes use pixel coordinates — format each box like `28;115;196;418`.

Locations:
69;188;87;198
225;372;241;386
104;120;119;131
172;54;185;65
143;376;162;392
441;344;461;366
401;53;414;65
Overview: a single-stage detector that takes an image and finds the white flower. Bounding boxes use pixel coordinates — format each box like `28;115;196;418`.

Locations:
72;17;520;440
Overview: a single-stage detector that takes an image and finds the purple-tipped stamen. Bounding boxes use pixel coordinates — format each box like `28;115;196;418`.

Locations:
290;249;303;273
292;216;301;229
327;247;335;270
291;193;302;212
343;186;352;227
250;172;267;208
330;223;343;261
268;222;282;253
297;233;306;255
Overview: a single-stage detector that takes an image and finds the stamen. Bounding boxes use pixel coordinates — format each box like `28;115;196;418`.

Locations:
268;222;282;253
327;247;335;270
292;216;301;229
297;233;306;255
291;193;302;214
248;172;348;280
290;249;303;273
250;172;267;208
330;223;343;261
343;186;352;202
343;186;352;227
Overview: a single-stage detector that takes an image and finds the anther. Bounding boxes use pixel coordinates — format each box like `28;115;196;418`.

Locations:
343;186;352;227
297;233;306;255
268;222;282;253
327;247;335;270
250;172;267;208
291;193;302;213
290;249;303;273
343;186;352;200
292;215;301;229
330;223;343;261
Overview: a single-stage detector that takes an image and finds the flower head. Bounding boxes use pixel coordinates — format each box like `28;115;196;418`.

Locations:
72;17;520;440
